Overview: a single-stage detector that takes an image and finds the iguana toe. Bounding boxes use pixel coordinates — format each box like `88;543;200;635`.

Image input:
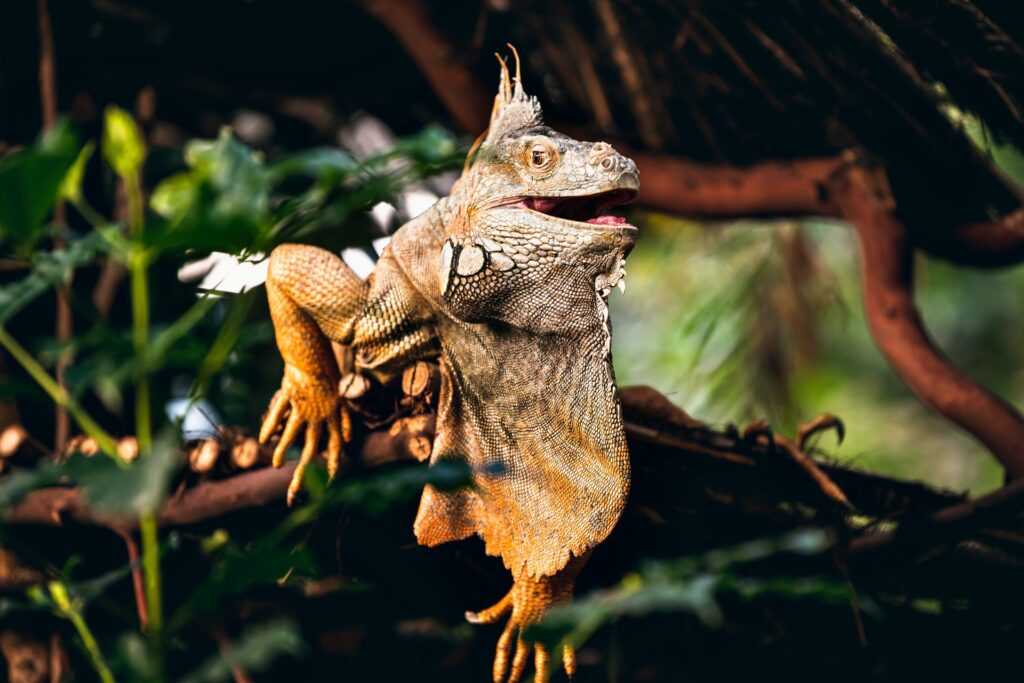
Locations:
469;565;582;683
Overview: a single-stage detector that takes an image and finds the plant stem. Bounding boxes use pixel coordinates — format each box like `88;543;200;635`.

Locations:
131;255;152;454
49;581;117;683
0;327;120;459
140;513;163;634
124;172;164;651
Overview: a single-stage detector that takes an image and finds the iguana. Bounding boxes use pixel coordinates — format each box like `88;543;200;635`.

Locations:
258;49;638;682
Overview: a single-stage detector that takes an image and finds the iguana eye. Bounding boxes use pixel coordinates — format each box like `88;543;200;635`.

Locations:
523;138;558;175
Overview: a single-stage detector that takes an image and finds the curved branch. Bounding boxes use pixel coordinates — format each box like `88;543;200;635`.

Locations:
830;159;1024;479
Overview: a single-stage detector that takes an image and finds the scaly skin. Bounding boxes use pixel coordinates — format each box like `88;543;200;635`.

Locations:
259;49;639;682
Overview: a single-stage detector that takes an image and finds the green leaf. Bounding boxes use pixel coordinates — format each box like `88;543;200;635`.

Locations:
146;294;220;370
59;142;95;204
179;620;304;683
0;461;65;508
526;529;841;651
0;231;109;324
149;129;271;254
323;460;473;514
268;147;356;182
0;121;79;253
149;172;196;218
66;431;182;516
116;634;163;682
391;124;459;165
191;289;257;398
102;106;146;180
171;536;316;629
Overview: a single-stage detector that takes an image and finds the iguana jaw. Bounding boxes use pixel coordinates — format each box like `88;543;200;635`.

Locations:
507;188;638;231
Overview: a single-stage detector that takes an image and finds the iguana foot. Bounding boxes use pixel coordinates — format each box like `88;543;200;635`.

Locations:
466;560;586;683
258;363;351;505
742;415;851;510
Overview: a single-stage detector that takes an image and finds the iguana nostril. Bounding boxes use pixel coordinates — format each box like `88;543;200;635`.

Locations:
600;156;616;171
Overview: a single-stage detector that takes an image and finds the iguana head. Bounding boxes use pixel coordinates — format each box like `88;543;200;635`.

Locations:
441;47;639;329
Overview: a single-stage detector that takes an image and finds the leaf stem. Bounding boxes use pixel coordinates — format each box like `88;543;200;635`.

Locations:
0;326;120;459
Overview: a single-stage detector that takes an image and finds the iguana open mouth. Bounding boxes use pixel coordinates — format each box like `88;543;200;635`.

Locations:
516;189;637;227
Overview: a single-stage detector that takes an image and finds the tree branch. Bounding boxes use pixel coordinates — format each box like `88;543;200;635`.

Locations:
360;0;491;134
829;157;1024;479
849;476;1024;556
628;151;841;218
918;208;1024;268
3;386;965;530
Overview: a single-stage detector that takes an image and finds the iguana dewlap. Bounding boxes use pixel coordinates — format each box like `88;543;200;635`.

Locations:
259;49;638;683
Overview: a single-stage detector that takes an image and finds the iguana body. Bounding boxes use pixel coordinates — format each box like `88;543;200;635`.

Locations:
259;51;638;682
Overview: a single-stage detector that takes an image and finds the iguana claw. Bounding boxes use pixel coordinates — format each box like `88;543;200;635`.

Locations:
467;561;585;683
258;363;349;505
797;413;845;451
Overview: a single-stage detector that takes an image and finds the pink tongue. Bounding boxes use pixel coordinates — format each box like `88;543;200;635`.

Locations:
587;214;627;225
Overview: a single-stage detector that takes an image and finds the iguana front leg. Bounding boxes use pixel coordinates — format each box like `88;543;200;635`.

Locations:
259;244;368;504
467;555;588;683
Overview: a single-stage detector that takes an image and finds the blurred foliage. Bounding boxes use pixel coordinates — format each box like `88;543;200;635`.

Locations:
0;109;465;681
612;207;1024;496
528;529;851;659
0;122;80;255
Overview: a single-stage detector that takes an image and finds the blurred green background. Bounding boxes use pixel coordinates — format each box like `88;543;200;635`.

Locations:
613;212;1024;496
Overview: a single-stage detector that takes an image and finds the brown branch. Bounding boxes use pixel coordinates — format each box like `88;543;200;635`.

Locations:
115;529;149;630
625;149;1024;269
593;0;667;148
2;416;434;528
920;207;1024;268
849;476;1024;556
555;7;616;132
92;260;126;319
629;152;841;218
36;0;58;127
0;387;922;529
37;0;72;453
829;157;1024;479
694;13;785;111
3;463;299;529
360;0;491;134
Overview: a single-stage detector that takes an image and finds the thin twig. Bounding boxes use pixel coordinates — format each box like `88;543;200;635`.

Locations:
213;629;254;683
554;2;615;132
36;0;73;454
694;13;785;110
593;0;666;148
116;529;149;630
